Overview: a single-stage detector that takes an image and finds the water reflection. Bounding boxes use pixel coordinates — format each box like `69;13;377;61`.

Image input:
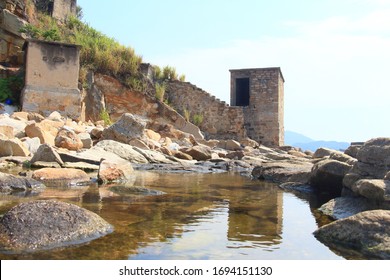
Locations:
0;171;342;260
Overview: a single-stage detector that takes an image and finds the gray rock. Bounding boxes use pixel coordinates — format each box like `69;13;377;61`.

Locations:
31;144;64;166
329;152;357;165
133;147;173;163
78;132;93;149
0;200;112;252
0;115;26;138
0;172;45;194
351;179;390;202
313;147;337;159
310;159;352;195
108;185;165;196
319;196;372;220
95;140;148;164
102;113;146;144
314;210;390;259
252;161;313;184
21;137;41;155
344;144;362;158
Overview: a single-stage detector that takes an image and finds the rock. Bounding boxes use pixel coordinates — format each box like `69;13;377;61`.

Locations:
0;172;45;194
132;146;172;163
385;171;390;181
78;132;93;149
240;138;259;148
0;200;112;252
218;139;242;151
27;112;45;122
145;129;161;142
0;115;26;137
129;139;150;150
0;125;14;139
319;197;373;220
21;137;41;155
314;210;390;259
173;151;193;161
32;168;90;187
94;140;148;164
108;185;165;196
25;121;58;145
252;161;313;184
310;159;352;195
351;179;390;202
344;144;362;158
90;127;104;139
31;144;64;166
47;111;63;121
102;113;146;144
225;150;245;160
344;138;390;190
98;159;134;183
55;128;83;151
329;152;357;165
184;145;212;161
0;138;30;156
313;147;338;159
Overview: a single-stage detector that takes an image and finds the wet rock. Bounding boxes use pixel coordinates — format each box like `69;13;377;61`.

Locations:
314;210;390;259
102;113;146;144
0;138;30;156
252;161;313;184
95;140;148;164
31;144;64;166
98;159;134;184
319;196;372;220
0;172;45;194
310;159;352;196
108;185;165;196
0;200;112;252
55;128;83;151
184;145;212;161
32;168;90;187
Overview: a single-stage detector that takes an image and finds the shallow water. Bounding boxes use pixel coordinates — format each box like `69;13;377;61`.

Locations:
0;171;345;260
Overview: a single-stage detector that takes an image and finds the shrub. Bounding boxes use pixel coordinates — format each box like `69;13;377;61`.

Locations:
183;108;190;122
192;114;204;126
155;82;166;102
100;108;112;126
179;74;186;82
0;76;24;103
162;66;178;80
126;76;146;92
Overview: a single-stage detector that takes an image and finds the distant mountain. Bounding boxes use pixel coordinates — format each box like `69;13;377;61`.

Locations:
285;131;350;152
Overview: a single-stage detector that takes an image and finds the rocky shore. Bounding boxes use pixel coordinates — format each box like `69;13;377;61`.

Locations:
0;110;389;258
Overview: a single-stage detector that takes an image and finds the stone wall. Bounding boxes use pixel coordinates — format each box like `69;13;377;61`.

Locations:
34;0;76;21
21;39;82;119
230;68;284;146
166;81;247;141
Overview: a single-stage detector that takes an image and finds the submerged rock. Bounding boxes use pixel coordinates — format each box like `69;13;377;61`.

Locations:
314;210;390;259
0;172;45;194
0;200;113;252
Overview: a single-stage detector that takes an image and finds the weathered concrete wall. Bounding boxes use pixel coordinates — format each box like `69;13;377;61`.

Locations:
34;0;76;21
166;81;247;141
230;68;284;146
21;39;81;119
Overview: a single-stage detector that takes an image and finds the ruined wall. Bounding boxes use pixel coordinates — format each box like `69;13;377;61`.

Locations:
230;68;284;146
34;0;76;21
21;39;81;119
166;81;247;141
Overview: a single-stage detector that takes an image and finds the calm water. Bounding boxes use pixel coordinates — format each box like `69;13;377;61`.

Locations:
0;171;344;260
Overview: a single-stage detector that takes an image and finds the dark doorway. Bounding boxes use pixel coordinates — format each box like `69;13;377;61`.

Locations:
235;78;250;106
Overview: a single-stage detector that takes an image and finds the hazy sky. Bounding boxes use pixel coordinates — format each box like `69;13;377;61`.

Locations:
78;0;389;142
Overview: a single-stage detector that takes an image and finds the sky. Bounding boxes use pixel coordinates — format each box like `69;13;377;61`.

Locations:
78;0;390;142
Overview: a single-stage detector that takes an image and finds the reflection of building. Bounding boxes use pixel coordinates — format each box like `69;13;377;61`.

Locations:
227;186;283;245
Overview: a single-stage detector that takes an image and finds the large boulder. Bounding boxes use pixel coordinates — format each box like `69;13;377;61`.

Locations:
310;159;352;195
31;144;64;166
0;115;26;137
351;179;390;203
344;138;390;190
102;113;146;144
0;200;112;252
0;172;45;194
313;147;338;159
314;210;390;259
32;168;90;187
25;121;60;146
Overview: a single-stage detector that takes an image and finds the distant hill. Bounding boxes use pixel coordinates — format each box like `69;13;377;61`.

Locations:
285;131;350;152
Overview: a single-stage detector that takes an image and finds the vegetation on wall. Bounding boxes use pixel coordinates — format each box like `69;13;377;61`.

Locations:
0;76;24;104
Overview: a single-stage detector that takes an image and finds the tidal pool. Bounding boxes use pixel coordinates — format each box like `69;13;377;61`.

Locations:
0;171;346;260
